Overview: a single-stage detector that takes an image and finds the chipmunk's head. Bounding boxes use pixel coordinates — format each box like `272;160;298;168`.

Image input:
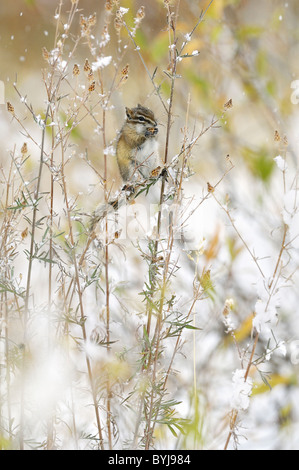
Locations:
125;104;158;138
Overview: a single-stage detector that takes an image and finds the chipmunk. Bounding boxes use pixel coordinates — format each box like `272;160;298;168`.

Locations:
116;104;160;181
90;105;162;231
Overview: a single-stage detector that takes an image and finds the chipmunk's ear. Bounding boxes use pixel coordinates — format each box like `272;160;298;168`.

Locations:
125;107;133;120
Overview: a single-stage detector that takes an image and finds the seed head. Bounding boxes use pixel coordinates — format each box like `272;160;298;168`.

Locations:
84;59;91;73
121;64;129;76
224;98;233;110
100;25;110;48
88;81;96;92
88;13;97;27
150;166;162;178
42;47;49;62
21;143;28;155
80;14;96;36
7;102;15;114
223;298;234;316
114;17;122;32
88;70;94;82
21;227;28;240
136;6;145;20
105;0;113;12
80;15;88;31
207;182;215;193
73;63;80;76
117;64;129;88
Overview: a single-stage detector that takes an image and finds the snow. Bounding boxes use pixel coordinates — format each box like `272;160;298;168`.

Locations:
231;369;253;411
92;55;112;71
118;7;129;15
274;155;288;172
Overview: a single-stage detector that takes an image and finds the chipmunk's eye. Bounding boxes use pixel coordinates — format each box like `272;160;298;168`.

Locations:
138;116;145;122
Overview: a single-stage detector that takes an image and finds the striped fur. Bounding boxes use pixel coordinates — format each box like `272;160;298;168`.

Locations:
116;104;159;181
125;103;157;127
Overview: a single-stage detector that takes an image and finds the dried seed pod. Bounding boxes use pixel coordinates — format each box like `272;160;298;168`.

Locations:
73;63;80;76
42;47;49;62
88;70;95;82
223;299;234;316
121;64;129;76
88;13;97;26
207;182;215;193
100;25;110;47
114;17;122;32
105;0;113;12
88;81;96;92
21;227;28;239
84;59;91;73
136;6;145;20
21;143;28;155
118;75;128;88
274;130;281;142
7;102;15;114
80;14;88;30
150;166;162;178
224;98;233;109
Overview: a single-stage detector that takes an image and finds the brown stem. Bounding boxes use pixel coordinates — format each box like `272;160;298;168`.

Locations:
59;122;104;449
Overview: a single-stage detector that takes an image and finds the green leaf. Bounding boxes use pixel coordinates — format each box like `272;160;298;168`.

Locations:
150;32;169;63
167;424;178;437
255;49;268;77
235;25;264;42
241;146;275;183
265;79;276;98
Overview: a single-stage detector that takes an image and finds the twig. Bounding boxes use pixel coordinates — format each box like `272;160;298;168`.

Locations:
58;121;104;449
223;220;288;449
123;21;168;114
212;192;265;280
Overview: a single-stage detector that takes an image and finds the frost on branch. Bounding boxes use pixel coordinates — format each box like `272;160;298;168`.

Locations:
252;280;280;337
222;298;236;334
253;298;278;336
274;155;288;172
92;55;112;71
231;369;253;411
